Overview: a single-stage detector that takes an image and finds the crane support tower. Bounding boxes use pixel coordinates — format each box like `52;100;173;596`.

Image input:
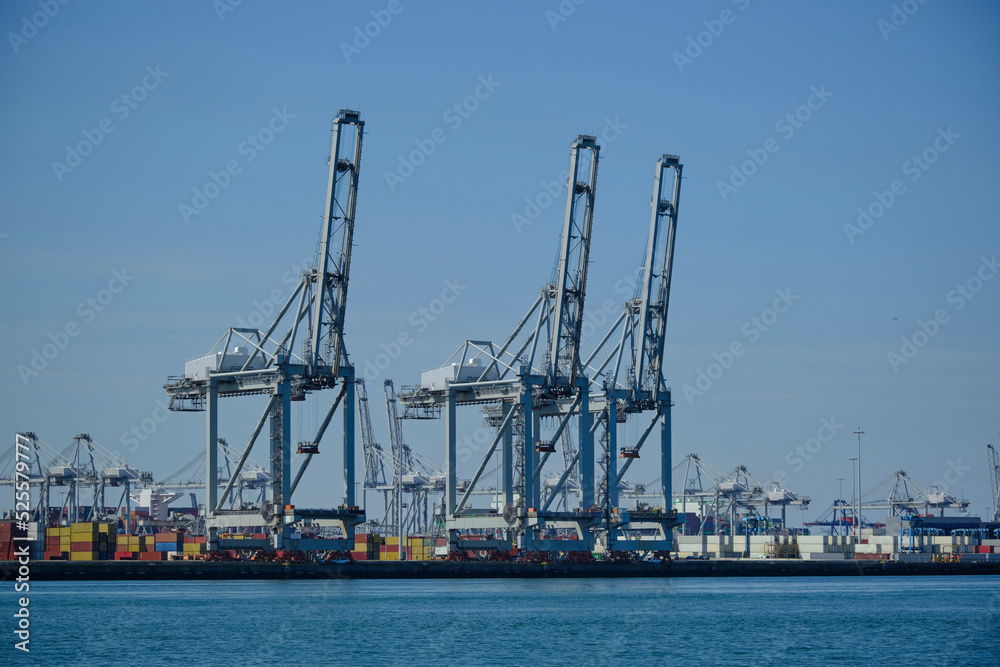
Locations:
988;444;999;522
164;109;366;551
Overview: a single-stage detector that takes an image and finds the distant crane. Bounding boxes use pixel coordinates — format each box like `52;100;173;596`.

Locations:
861;469;969;517
357;379;388;517
165;109;367;550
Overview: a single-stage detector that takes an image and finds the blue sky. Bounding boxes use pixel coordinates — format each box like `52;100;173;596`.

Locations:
2;1;998;524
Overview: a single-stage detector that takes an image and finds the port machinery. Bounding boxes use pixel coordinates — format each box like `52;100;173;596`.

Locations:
2;432;152;526
670;454;810;536
164;110;367;551
399;140;684;555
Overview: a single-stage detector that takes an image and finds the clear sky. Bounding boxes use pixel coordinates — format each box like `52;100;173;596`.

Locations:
2;1;998;525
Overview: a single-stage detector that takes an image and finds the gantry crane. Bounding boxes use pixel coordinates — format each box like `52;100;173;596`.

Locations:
398;135;602;554
860;469;969;518
357;379;388;517
542;154;684;552
164;109;366;550
3;432;151;534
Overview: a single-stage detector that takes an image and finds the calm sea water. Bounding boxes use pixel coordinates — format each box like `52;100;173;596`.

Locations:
20;576;1000;665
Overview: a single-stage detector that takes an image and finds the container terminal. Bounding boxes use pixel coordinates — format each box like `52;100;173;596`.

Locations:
4;110;999;577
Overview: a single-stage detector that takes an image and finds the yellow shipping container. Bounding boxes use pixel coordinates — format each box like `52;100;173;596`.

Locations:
386;537;399;545
98;523;110;533
382;552;399;561
183;543;205;553
70;552;96;561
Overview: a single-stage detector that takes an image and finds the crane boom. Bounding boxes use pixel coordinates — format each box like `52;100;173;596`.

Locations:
309;109;364;374
548;135;600;387
632;154;682;401
988;443;1000;522
357;379;386;489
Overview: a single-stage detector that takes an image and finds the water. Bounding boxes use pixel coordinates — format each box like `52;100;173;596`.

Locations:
20;576;1000;665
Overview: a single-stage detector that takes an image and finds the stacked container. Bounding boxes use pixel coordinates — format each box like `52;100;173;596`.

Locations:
67;521;111;561
182;536;207;557
381;536;400;561
352;533;383;561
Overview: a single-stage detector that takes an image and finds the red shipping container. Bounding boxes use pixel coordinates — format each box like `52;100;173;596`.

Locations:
70;541;95;551
139;551;166;561
154;532;180;543
195;536;206;544
184;537;196;544
114;551;137;560
252;533;267;540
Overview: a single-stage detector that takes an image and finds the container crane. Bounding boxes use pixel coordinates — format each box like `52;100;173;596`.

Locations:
357;379;388;517
542;154;683;553
398;135;602;554
164;109;367;550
